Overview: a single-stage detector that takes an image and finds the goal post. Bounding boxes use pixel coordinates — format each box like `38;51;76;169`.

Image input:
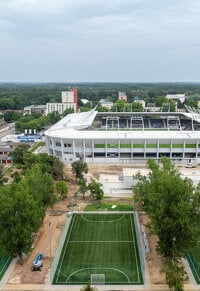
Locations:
91;274;105;285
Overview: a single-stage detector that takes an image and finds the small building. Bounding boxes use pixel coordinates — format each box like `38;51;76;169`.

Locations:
99;99;113;110
24;105;47;115
118;91;127;101
0;146;14;164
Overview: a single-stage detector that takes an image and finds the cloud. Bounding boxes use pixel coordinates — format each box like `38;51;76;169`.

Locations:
0;0;200;81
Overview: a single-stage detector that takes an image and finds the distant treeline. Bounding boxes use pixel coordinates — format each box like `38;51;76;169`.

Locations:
0;82;200;110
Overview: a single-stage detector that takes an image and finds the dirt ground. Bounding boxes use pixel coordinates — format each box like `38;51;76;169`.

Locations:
5;164;183;287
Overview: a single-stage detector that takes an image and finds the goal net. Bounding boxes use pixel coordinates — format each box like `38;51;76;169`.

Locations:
91;274;105;285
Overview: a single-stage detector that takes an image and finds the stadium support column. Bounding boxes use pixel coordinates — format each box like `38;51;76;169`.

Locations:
92;140;94;162
196;141;198;160
131;139;133;160
144;139;147;160
52;141;56;156
170;140;172;160
118;139;120;159
183;140;186;162
61;139;64;162
73;139;76;161
105;139;108;159
157;139;160;160
83;140;86;162
157;140;159;160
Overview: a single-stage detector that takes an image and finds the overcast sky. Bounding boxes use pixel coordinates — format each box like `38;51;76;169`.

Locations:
0;0;200;82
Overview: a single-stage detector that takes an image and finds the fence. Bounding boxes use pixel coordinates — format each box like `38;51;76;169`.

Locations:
132;210;145;284
50;214;72;282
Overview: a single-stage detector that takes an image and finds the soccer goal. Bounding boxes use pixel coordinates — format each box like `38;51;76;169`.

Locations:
91;274;105;285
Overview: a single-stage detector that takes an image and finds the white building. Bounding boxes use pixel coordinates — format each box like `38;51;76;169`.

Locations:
62;91;74;103
46;103;76;115
99;99;114;110
46;88;78;115
166;94;186;103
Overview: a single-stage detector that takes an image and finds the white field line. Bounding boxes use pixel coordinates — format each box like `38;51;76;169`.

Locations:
0;256;10;276
80;214;126;223
69;240;134;243
187;253;200;282
65;267;130;283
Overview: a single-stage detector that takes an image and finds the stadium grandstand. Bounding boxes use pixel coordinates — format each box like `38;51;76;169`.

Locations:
45;106;200;165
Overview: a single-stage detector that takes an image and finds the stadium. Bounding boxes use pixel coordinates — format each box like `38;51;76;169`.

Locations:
45;106;200;165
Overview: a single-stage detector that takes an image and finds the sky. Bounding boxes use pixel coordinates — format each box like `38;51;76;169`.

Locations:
0;0;200;82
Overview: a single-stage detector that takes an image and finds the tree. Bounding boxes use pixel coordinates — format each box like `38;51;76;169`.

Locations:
52;157;64;180
63;108;74;116
72;160;88;180
165;260;186;291
111;100;126;112
47;111;61;124
133;157;200;291
80;283;98;291
10;144;29;164
23;164;57;214
88;179;104;200
77;177;88;199
131;101;144;112
0;183;42;261
10;171;22;183
29;153;64;180
56;181;68;200
154;96;176;112
23;152;37;169
0;165;7;185
3;111;22;122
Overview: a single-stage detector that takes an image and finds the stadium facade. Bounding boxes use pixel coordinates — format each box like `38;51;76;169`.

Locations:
45;108;200;165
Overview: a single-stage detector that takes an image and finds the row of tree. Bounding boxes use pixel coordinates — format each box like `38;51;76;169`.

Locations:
0;145;68;260
0;164;57;261
133;157;200;291
0;82;199;111
0;147;104;261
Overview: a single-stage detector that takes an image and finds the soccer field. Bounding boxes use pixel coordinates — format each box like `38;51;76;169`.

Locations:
187;242;200;284
0;248;12;280
53;213;143;285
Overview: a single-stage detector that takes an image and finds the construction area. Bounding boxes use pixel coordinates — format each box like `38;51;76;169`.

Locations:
0;164;199;291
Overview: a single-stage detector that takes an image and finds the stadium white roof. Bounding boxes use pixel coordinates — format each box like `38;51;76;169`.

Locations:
45;128;200;140
45;109;200;140
47;108;98;132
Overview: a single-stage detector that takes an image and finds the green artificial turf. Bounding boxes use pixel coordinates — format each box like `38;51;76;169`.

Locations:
187;242;200;284
0;248;12;280
53;213;143;285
